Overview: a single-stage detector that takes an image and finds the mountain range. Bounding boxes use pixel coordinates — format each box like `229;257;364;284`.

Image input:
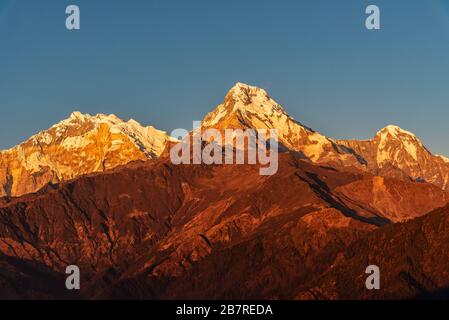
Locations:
1;82;449;299
3;83;449;198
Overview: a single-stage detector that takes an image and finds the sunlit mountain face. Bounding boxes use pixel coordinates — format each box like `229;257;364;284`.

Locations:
0;111;174;197
1;83;449;299
3;83;449;198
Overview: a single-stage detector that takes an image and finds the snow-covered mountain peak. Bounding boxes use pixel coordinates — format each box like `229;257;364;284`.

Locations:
201;83;364;167
225;82;287;117
54;112;172;156
376;125;418;140
0;112;173;197
372;125;426;164
229;82;270;104
202;82;296;130
375;125;425;158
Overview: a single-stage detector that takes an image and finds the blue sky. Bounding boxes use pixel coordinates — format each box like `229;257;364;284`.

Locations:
1;0;449;155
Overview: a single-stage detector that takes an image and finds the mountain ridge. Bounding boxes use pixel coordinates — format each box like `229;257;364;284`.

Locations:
2;82;449;197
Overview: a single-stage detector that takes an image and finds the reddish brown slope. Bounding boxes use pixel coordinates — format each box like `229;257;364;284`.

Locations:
295;203;449;300
0;153;447;299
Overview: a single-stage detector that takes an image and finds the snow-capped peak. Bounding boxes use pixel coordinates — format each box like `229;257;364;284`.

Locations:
226;82;287;116
5;111;174;162
229;82;270;103
50;111;172;157
0;111;174;197
374;125;426;163
376;125;417;139
201;82;364;167
202;82;296;130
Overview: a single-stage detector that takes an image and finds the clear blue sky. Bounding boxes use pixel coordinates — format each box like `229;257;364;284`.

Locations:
1;0;449;155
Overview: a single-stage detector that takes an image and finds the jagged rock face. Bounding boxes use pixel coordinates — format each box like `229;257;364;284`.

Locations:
202;83;364;168
0;112;172;197
0;154;447;299
338;125;449;190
